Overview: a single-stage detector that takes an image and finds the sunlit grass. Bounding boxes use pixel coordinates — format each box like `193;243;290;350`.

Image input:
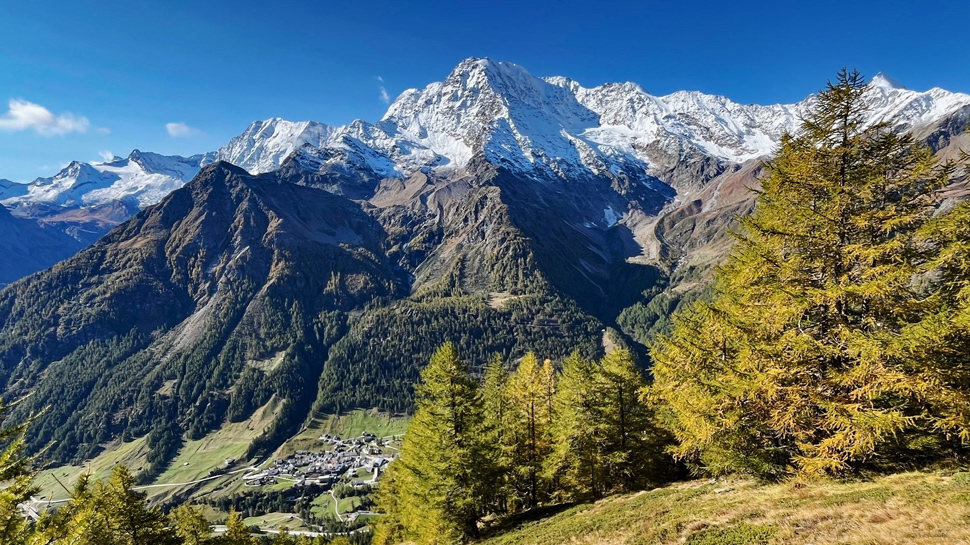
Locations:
480;470;970;545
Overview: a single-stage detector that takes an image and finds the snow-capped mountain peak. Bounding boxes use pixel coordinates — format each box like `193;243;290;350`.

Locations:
861;74;970;131
377;57;605;176
203;118;337;174
2;150;203;211
177;60;970;190
871;72;906;90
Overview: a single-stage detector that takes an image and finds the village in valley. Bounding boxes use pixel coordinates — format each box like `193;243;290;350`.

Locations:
220;428;403;527
244;432;398;490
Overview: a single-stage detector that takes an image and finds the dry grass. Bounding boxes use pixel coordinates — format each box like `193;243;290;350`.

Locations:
488;292;525;310
479;470;970;545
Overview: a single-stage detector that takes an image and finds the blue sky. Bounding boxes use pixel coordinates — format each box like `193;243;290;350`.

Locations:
1;0;969;182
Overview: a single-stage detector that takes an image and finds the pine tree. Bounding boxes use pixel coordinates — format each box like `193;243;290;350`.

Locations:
373;342;489;544
649;69;964;478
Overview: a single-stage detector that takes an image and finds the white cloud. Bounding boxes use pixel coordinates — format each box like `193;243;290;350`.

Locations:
98;150;115;162
166;122;198;138
378;76;390;104
38;161;71;172
0;99;90;136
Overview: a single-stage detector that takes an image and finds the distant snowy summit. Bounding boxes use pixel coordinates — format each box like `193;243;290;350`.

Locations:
1;150;203;212
5;58;969;217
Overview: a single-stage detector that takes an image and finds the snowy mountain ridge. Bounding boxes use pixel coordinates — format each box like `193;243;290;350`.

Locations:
2;150;204;211
217;59;970;184
200;118;338;175
4;59;969;216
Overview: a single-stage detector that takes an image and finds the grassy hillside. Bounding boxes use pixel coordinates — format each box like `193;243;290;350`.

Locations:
34;398;282;503
480;471;970;545
278;408;409;455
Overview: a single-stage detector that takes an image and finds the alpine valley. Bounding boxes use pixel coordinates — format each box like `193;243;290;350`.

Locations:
2;58;969;509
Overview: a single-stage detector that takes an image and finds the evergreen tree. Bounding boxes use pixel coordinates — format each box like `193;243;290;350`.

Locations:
373;342;489;544
648;70;965;478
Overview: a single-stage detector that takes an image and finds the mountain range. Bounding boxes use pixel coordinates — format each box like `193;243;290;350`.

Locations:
1;59;968;471
5;61;969;287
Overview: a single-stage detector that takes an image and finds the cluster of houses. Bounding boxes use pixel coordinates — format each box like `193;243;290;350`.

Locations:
243;431;398;489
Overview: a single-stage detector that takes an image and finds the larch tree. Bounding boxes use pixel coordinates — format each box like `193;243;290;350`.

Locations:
649;69;966;479
480;354;514;513
507;352;555;508
169;505;214;545
373;342;489;544
35;466;179;545
598;349;671;489
545;352;606;501
0;400;35;545
223;508;256;545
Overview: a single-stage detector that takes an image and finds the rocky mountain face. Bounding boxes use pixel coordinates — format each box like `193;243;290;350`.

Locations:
0;162;409;466
0;204;85;286
1;59;968;470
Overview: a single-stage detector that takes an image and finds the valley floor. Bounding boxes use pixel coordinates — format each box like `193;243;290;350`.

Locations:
32;407;409;533
480;470;970;545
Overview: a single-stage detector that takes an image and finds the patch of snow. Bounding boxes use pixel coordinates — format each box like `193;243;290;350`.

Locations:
604;206;619;227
